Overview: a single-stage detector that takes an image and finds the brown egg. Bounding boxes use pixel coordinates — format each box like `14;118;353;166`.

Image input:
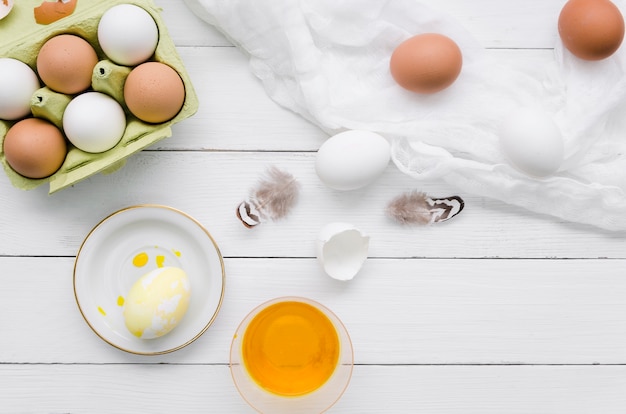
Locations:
123;62;186;123
389;33;463;94
558;0;625;60
37;34;98;94
3;117;67;179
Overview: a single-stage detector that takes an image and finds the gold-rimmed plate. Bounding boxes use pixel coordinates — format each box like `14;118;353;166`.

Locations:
73;205;225;355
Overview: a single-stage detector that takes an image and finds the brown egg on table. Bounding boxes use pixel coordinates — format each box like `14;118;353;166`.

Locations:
123;62;186;124
3;117;67;179
558;0;625;60
389;33;463;94
36;34;99;94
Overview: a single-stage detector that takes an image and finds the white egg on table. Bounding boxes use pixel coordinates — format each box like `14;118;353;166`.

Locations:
97;4;159;66
0;58;40;121
62;92;126;153
315;130;391;191
498;107;564;177
123;266;191;339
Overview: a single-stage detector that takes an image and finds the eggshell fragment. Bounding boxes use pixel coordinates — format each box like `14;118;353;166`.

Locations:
315;130;390;191
558;0;625;60
499;107;564;178
34;0;77;25
316;222;370;281
0;0;14;21
123;266;191;339
390;33;463;94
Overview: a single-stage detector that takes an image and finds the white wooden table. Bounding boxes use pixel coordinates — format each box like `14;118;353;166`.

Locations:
2;0;626;412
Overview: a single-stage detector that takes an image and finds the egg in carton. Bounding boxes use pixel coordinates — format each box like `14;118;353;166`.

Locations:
0;0;199;193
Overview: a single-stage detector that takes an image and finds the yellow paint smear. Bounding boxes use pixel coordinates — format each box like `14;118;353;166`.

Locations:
133;252;149;267
156;255;165;268
97;306;106;316
173;249;181;257
130;329;143;338
117;296;125;306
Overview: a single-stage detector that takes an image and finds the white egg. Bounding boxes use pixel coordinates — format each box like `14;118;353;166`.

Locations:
123;266;191;339
0;58;40;121
499;107;564;177
316;222;370;281
315;130;391;191
97;4;159;66
63;92;126;153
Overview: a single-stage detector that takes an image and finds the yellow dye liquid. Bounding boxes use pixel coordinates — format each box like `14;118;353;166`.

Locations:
241;301;340;396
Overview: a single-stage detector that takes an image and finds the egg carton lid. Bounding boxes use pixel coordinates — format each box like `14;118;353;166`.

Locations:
0;0;199;194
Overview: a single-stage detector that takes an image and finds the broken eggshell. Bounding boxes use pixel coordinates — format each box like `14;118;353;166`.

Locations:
0;0;13;20
34;0;77;25
316;222;370;281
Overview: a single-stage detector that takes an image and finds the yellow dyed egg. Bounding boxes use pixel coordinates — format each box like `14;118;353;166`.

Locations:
123;266;191;339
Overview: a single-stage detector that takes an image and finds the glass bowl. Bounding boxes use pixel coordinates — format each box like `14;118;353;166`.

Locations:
230;297;353;413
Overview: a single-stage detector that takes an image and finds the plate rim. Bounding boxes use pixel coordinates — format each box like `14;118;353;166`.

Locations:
73;203;226;355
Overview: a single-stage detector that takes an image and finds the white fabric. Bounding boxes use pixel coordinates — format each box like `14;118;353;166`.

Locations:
184;0;626;231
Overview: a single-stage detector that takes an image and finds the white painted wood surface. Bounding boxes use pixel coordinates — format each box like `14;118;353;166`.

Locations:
2;0;626;412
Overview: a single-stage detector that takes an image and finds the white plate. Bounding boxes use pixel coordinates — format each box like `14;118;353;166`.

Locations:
74;205;225;355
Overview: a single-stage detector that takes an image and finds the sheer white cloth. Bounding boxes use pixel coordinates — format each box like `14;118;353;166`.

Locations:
184;0;626;231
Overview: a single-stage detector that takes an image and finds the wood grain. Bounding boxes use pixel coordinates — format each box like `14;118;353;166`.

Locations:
1;152;625;259
2;365;625;413
2;0;625;412
2;257;625;364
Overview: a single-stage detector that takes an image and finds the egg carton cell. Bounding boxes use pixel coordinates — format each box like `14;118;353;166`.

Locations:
0;0;198;193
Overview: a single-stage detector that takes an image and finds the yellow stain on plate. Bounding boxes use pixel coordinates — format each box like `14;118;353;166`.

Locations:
97;306;106;316
156;255;165;268
117;296;125;306
132;252;149;267
173;249;181;257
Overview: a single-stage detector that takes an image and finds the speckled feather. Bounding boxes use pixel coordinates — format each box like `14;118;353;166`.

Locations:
236;166;300;228
386;191;464;225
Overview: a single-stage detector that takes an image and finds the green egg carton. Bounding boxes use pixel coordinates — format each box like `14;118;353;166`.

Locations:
0;0;199;193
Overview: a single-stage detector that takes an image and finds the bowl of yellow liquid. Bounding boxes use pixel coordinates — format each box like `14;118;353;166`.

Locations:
230;297;354;413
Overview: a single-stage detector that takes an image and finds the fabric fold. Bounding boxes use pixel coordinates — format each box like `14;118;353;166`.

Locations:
185;0;626;231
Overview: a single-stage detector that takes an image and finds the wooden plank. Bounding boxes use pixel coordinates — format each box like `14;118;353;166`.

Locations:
161;0;569;49
4;1;623;414
166;46;329;152
2;257;625;364
421;0;567;49
0;152;625;259
1;364;624;413
160;47;555;152
158;0;231;46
